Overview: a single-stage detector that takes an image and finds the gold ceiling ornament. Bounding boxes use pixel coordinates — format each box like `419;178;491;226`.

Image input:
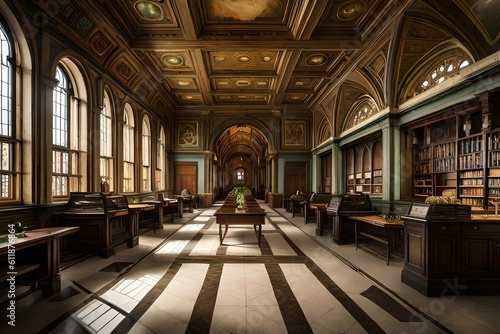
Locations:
305;54;327;66
237;55;252;62
214;55;227;63
337;0;365;21
161;54;184;67
208;0;273;21
262;56;272;62
134;1;164;21
236;79;251;86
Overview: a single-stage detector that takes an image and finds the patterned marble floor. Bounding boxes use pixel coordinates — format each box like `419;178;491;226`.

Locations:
1;201;499;333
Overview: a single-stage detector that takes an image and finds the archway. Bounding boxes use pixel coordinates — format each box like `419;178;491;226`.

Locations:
213;124;270;198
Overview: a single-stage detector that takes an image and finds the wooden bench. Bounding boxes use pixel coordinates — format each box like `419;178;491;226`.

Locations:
349;215;405;265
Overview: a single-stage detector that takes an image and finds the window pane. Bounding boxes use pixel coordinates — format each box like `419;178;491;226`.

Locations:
52;65;80;197
0;25;12;137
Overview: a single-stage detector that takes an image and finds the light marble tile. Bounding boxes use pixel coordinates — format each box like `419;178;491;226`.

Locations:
265;233;297;256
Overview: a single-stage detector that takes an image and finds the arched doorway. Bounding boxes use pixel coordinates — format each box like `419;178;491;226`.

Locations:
213;124;270;198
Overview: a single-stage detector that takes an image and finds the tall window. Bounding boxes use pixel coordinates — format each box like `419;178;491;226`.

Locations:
52;65;80;197
123;104;135;192
157;126;166;190
237;169;244;184
142;115;151;191
100;91;113;191
0;23;15;199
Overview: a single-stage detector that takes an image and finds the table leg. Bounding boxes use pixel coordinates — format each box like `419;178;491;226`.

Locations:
355;221;358;250
128;211;140;248
386;229;394;266
386;229;390;266
254;224;262;246
221;224;229;244
219;223;223;244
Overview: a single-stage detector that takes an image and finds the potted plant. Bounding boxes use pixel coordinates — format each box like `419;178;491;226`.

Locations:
424;195;471;220
232;186;249;212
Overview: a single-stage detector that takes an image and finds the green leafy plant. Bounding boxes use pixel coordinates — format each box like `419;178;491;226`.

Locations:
425;196;457;205
232;186;250;209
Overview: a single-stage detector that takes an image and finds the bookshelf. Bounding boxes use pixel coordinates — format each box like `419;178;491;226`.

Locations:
344;138;383;195
487;130;500;201
408;113;498;208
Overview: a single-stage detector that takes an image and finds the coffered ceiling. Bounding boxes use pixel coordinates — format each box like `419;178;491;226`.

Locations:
27;0;412;115
19;0;499;117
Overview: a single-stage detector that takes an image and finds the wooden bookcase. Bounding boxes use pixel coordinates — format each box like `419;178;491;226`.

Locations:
344;136;383;195
406;91;500;209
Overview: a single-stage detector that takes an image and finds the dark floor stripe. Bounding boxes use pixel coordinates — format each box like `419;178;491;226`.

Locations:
259;235;273;256
266;263;313;333
186;264;223;333
361;285;423;322
304;259;386;333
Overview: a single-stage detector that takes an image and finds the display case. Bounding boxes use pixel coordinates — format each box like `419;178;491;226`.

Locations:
52;192;131;258
320;193;377;244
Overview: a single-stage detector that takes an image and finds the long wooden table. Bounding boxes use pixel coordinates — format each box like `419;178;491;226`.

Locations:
0;227;79;297
349;215;405;265
214;203;267;246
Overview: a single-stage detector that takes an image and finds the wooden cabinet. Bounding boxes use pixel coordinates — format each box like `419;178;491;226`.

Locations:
428;222;460;279
461;223;500;278
268;193;283;208
401;203;500;296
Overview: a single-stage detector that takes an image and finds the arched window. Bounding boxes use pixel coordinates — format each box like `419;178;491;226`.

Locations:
53;65;82;198
344;98;379;131
400;47;474;103
0;22;15;199
142;115;151;191
416;56;470;95
100;90;113;191
123;104;135;192
157;126;166;190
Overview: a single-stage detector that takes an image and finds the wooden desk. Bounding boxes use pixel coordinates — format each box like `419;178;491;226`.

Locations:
214;206;267;246
128;203;155;246
0;227;79;297
349;215;405;265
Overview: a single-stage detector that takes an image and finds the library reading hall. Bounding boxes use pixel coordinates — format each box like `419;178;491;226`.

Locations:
1;0;500;333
